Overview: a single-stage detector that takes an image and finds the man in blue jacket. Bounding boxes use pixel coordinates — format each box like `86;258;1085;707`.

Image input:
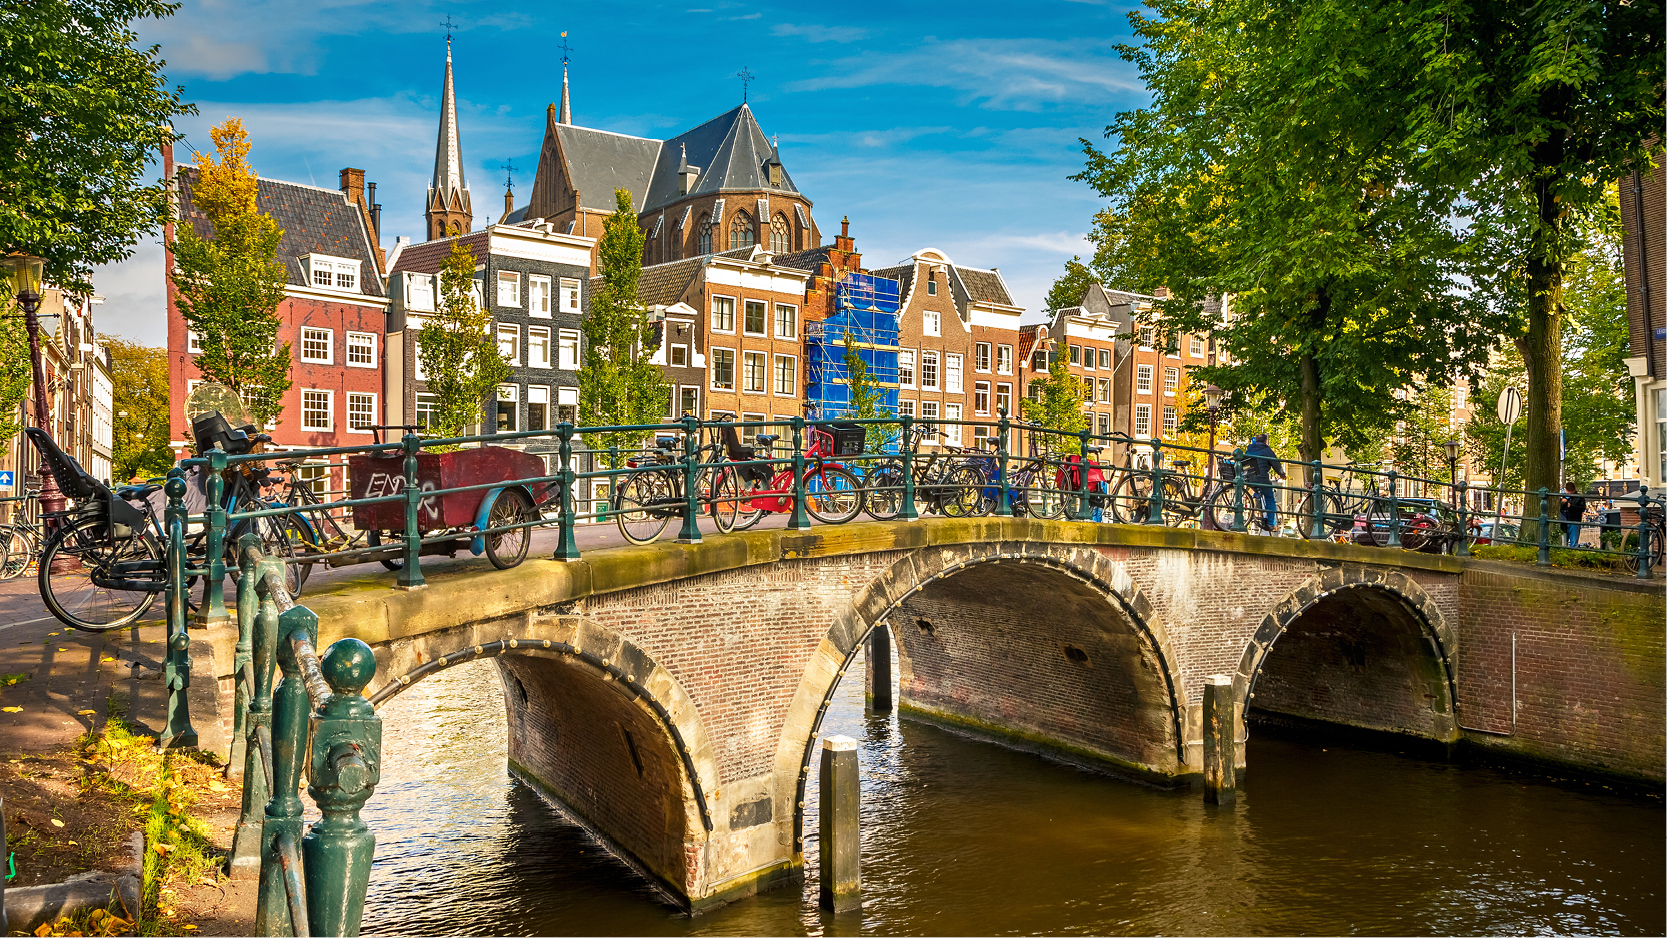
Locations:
1242;434;1286;531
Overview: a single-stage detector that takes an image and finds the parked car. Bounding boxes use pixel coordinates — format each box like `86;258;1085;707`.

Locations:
1471;521;1520;546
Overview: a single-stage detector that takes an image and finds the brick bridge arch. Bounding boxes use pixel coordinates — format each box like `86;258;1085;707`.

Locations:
771;541;1189;853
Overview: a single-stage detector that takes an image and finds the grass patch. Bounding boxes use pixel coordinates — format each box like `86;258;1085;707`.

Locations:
1470;543;1626;570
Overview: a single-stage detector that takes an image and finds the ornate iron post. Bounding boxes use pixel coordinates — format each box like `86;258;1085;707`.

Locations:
1231;447;1247;533
993;410;1012;517
789;416;811;530
677;415;703;543
1386;469;1402;548
255;603;318;936
228;534;260;779
160;470;197;750
1146;442;1166;525
1536;487;1552;566
1309;459;1326;539
554;422;580;560
1455;480;1471;558
198;446;230;627
899;415;918;521
397;431;424;589
302;639;381;937
1072;430;1091;521
230;555;282;880
1634;486;1653;579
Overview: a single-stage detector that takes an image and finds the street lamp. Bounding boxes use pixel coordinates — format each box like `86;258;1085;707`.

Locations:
1;253;65;519
1204;384;1224;482
1444;438;1462;505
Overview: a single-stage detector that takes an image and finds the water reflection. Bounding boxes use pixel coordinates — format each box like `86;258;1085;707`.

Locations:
359;648;1663;937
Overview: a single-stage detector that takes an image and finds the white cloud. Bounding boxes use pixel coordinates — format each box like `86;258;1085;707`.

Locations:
771;23;868;43
93;242;168;347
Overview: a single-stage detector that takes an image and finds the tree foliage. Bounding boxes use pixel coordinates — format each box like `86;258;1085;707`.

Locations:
1390;384;1457;494
841;334;895;452
170;119;291;428
0;0;194;290
0;293;30;446
105;337;172;480
1043;255;1098;312
580;188;669;459
1019;356;1088;453
1078;0;1502;477
417;236;509;441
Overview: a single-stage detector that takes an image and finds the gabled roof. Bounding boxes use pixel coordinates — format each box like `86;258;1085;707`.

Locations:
551;124;662;213
870;264;916;301
953;266;1013;306
636;256;705;307
771;244;831;272
176;168;385;298
387;230;490;274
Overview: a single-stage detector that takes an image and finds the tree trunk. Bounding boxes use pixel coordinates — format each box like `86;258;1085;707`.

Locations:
1518;147;1566;507
1297;287;1328;485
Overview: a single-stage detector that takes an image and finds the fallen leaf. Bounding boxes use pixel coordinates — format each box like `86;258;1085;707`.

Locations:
1;706;21;713
101;657;115;663
78;709;96;715
50;818;64;827
57;647;67;652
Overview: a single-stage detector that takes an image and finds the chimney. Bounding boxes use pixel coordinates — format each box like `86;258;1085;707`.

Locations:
368;182;381;239
339;167;366;206
841;216;849;238
1153;286;1171;298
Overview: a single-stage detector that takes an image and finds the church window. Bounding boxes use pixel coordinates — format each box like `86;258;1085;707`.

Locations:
770;214;790;254
696;215;713;255
729;211;754;251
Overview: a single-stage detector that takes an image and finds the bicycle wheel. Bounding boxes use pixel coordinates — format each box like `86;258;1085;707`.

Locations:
1109;472;1155;524
1621;527;1662;575
862;463;903;521
0;525;30;579
1028;474;1068;520
39;515;161;631
485;487;533;569
1203;487;1244;532
368;529;403;571
940;465;991;518
616;470;672;545
806;466;863;524
1159;477;1194;527
709;466;746;534
1294;490;1343;539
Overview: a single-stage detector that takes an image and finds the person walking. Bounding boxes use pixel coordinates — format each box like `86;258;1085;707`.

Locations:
1560;483;1587;547
1242;433;1286;531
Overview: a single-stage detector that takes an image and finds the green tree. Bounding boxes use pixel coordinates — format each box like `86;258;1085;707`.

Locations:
0;0;194;290
1408;0;1662;496
1019;356;1088;453
1043;255;1098;312
418;237;510;441
105;337;172;480
1077;0;1502;478
0;297;30;446
170;119;291;428
582;188;669;460
1390;384;1457;495
841;334;896;452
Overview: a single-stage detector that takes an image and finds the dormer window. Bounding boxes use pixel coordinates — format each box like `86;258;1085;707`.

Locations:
306;254;361;293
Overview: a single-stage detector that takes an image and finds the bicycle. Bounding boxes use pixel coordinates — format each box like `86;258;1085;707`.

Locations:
0;490;46;580
611;423;734;545
1621;500;1663;575
710;423;864;532
861;423;987;520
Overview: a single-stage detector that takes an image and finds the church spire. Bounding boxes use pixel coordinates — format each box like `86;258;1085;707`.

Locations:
426;37;473;241
558;31;572;124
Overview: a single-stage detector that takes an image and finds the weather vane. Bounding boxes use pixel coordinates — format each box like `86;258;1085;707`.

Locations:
733;66;756;103
441;15;458;43
559;31;572;66
501;158;517;193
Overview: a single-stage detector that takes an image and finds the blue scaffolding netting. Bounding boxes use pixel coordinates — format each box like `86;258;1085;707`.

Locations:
805;271;901;425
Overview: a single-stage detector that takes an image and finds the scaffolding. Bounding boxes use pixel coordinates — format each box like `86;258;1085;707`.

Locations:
805;271;900;423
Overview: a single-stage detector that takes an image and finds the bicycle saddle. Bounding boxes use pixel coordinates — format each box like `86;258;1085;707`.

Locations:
116;483;162;501
754;434;780;446
1172;459;1192;467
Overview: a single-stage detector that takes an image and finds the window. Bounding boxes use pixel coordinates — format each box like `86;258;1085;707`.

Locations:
897;399;915;417
774;354;795;396
775;304;797;339
558;330;580;370
740;413;767;445
1032;349;1049;371
997;344;1013;374
346;332;375;367
1098;378;1111;404
921;350;939;390
1099;348;1112;369
496;384;518;432
347;392;375;431
308;255;359;292
678;386;700;418
527;386;549;431
1070;344;1082;366
1137;364;1153;393
996;383;1011;416
405;273;435;311
187;330;202;354
770;214;790;254
742;351;766;393
924;307;941;337
669;344;688;367
1139;326;1154;348
497;324;520;365
711;348;735;389
1190;335;1204;357
1163;366;1179;395
696;215;713;255
898;350;915;389
1163;404;1178;433
975;342;991;372
926;275;937;296
744;299;767;335
560;278;581;312
1134;403;1151;437
729;211;755;251
974;381;990;415
529;275;552;317
920;400;939;421
943;403;962;446
301;390;332;431
528;326;551;368
296;463;331;496
1098;413;1110;435
711;296;735;332
300;328;332;364
415;393;438;430
496;271;521;307
945;353;963;393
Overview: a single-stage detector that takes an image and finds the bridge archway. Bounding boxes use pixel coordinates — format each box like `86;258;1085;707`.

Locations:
1235;567;1460;744
367;617;721;909
772;541;1188;856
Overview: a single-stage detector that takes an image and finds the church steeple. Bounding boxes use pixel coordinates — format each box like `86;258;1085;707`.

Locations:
558;31;572;124
425;38;473;241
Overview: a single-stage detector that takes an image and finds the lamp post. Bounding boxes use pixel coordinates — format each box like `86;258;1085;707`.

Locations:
1444;438;1462;507
1204;384;1224;482
2;254;65;520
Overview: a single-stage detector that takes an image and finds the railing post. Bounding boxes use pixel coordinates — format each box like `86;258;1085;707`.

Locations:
1455;480;1471;557
1146;442;1166;525
789;416;811;530
197;446;230;627
228;535;259;779
230;553;281;881
677;415;704;543
1231;447;1246;533
994;411;1012;517
302;638;381;937
554;422;580;560
397;432;425;589
1634;487;1653;579
1309;459;1326;539
1070;430;1091;521
1386;470;1402;548
899;415;918;521
255;602;319;937
161;470;198;750
1537;486;1552;566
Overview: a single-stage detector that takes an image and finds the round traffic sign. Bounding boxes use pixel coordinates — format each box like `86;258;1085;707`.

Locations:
1496;386;1523;425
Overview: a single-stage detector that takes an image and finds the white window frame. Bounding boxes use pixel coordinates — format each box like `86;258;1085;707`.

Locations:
974;381;990;416
775;303;797;339
1134;403;1151;438
405;272;436;311
1164;366;1179;396
897;399;915;418
943;403;962;446
711;295;736;334
898;349;916;389
497;323;520;366
742;299;768;336
300;327;333;364
996;383;1012;417
1099;348;1112;369
529;275;552;318
415;392;438;430
526;385;550;431
773;353;796;397
306;254;361;293
560;278;582;312
187;330;203;354
975;342;991;373
996;345;1013;375
496;270;522;308
346;391;376;433
557;329;580;370
710;347;736;390
677;385;700;418
669;343;689;367
920;349;940;391
1163;404;1178;433
946;353;963;393
1098;377;1111;404
346;331;376;368
920;400;940;420
528;325;552;368
1137;363;1153;394
1190;335;1204;358
924;307;941;337
301;389;333;431
741;350;767;394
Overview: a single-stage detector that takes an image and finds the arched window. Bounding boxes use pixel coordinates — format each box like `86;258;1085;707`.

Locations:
696;214;712;255
729;211;754;251
770;213;790;254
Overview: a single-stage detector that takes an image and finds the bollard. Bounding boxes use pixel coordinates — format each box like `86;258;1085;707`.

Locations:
302;639;381;937
1386;470;1401;548
1455;480;1470;557
789;417;811;530
160;471;198;750
677;415;703;543
865;627;892;713
198;446;230;627
1231;448;1247;533
397;432;425;590
554;423;580;560
994;411;1012;517
255;604;318;936
899;415;918;521
1202;676;1236;805
1072;430;1092;521
818;735;861;912
228;534;261;779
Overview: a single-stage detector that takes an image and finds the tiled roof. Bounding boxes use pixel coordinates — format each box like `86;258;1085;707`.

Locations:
176;168;386;298
636;256;705;307
387;230;490;274
551;125;662;213
771;245;830;272
955;267;1012;306
871;264;916;301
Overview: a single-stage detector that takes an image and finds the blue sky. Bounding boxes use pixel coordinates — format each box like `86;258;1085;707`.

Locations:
95;0;1150;345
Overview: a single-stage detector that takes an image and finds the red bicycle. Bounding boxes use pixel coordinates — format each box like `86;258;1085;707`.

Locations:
710;424;864;531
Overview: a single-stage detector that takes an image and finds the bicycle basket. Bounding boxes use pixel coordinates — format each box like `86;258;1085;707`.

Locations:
1219;458;1238;482
829;423;866;457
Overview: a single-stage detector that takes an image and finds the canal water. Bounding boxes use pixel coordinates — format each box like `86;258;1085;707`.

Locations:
357;651;1664;937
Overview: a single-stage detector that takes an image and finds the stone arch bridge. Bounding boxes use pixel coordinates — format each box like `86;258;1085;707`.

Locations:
261;519;1661;912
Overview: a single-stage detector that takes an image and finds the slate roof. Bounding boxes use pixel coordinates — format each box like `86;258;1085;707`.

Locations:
551;125;662;213
636;256;705;307
176;168;386;298
771;245;830;272
870;264;916;301
387;230;490;275
953;266;1012;306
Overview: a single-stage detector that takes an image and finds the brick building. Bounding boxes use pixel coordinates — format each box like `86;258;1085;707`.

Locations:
165;149;389;493
1621;143;1665;490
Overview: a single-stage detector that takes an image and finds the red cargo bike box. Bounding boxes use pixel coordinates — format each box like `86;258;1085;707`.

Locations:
347;445;552;534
